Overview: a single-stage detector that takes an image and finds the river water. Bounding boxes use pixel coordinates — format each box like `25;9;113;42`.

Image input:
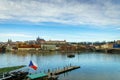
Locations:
0;51;120;80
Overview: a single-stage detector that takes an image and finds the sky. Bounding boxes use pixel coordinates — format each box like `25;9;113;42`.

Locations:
0;0;120;42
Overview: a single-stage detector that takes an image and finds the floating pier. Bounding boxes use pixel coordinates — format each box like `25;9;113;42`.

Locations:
47;66;80;80
47;66;80;75
53;66;80;75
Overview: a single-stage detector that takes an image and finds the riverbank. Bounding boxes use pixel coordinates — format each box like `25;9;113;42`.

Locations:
95;48;120;53
0;65;25;73
1;48;120;55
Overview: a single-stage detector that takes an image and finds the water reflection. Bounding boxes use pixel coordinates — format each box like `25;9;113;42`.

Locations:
1;52;120;80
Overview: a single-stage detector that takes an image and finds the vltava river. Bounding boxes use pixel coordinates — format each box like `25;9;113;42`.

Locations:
0;51;120;80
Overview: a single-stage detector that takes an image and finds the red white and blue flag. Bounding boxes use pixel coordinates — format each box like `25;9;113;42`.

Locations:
29;60;38;70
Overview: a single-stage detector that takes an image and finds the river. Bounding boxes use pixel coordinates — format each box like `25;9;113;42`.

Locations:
0;51;120;80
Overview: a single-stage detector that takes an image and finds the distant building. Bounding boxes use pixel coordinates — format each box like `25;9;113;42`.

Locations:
101;43;113;49
60;44;77;51
36;37;46;44
6;44;13;51
116;40;120;44
94;45;101;49
45;40;66;44
18;44;40;51
113;44;120;48
41;44;56;50
7;39;12;44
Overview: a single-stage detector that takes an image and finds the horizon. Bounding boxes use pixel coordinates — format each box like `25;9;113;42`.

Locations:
0;0;120;42
0;37;117;43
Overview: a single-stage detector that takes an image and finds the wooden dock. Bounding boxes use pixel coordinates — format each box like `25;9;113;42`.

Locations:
54;66;80;75
48;66;80;75
47;66;80;80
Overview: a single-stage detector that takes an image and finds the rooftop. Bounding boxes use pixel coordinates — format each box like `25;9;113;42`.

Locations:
27;73;47;79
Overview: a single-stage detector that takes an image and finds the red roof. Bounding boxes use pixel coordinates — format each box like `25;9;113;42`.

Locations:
19;45;40;48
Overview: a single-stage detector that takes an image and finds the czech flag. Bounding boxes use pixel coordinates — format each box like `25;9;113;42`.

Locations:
29;60;38;70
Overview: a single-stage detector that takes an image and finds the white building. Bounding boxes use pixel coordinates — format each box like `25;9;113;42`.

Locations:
41;44;56;50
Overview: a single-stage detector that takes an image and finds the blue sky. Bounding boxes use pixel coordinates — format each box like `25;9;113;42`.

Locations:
0;0;120;42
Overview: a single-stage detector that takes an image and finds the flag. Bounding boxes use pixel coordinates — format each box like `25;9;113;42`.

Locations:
29;60;38;70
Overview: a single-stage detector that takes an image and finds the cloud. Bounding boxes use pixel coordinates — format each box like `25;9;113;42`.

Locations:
0;0;120;26
41;32;119;42
0;33;32;38
116;28;120;30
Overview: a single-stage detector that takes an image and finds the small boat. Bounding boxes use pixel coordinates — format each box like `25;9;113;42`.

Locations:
67;54;75;58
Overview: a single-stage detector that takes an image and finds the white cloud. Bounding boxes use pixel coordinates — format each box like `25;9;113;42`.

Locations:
116;28;120;30
41;32;119;42
0;33;32;38
0;0;120;27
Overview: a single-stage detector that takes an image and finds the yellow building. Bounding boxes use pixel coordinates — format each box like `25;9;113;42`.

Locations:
101;43;113;49
117;40;120;44
45;40;66;44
